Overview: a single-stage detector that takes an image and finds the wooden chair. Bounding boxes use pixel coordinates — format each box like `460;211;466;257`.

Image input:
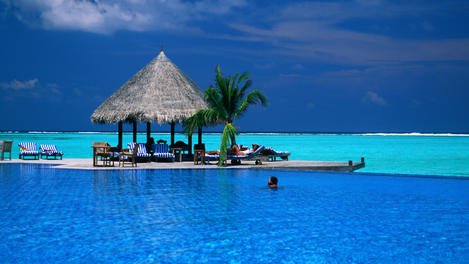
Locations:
0;140;13;160
119;143;139;167
193;143;205;165
92;142;114;167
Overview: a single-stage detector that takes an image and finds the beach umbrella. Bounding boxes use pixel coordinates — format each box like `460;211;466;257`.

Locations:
90;48;208;151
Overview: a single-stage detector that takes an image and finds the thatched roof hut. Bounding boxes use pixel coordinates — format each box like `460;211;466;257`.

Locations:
90;49;208;149
91;50;207;124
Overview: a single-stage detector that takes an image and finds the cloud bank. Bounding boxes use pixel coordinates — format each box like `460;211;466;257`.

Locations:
2;0;246;34
2;0;468;65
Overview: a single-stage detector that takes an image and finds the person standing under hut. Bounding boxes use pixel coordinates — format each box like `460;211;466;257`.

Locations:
146;137;155;154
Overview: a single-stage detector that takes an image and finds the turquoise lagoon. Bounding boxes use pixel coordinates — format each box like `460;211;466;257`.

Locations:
1;132;469;177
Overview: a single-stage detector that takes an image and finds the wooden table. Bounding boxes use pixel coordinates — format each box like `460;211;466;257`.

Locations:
92;145;116;167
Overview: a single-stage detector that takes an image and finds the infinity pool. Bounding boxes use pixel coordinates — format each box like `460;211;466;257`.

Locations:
0;164;468;263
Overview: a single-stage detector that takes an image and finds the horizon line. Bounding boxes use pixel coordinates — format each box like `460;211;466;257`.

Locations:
1;130;469;136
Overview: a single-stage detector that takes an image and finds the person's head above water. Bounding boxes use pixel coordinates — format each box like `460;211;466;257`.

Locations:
268;176;278;187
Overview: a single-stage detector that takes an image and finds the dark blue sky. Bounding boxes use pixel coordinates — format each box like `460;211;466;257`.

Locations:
1;0;469;133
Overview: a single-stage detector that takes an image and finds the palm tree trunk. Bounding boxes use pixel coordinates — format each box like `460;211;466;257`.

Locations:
230;134;236;146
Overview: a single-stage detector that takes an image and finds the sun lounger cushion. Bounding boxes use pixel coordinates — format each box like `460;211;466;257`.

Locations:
153;143;169;153
128;143;152;158
204;153;220;160
152;144;175;159
19;142;37;152
18;142;39;154
153;152;175;159
40;144;63;155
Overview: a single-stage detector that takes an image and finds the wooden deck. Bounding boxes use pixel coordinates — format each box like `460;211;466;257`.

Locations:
1;158;365;172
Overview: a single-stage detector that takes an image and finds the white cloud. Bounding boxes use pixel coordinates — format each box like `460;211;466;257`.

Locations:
3;0;247;34
0;78;38;90
363;91;387;106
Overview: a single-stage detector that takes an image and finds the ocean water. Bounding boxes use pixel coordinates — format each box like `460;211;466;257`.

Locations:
1;132;469;177
1;164;468;263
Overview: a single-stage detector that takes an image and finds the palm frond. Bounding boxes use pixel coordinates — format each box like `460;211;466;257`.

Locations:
205;87;229;119
215;66;229;107
183;108;220;135
199;108;220;125
238;79;252;99
237;72;251;85
234;89;268;119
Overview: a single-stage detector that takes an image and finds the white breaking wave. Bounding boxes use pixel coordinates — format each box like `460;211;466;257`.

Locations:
358;133;469;137
25;131;61;134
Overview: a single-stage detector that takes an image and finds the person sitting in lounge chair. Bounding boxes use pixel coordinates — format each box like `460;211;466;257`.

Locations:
206;144;260;156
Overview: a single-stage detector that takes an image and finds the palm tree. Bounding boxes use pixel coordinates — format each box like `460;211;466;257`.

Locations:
184;65;267;166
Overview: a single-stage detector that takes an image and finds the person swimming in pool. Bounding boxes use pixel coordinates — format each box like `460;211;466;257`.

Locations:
268;176;279;188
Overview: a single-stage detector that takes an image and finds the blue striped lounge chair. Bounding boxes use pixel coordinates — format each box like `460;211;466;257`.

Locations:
18;142;40;160
40;144;63;160
127;142;152;162
152;143;175;161
205;145;266;165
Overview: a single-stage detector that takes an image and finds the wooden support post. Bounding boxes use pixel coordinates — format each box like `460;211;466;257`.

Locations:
348;160;353;166
118;121;123;149
361;157;365;163
170;122;175;146
146;122;151;143
133;120;137;143
188;133;192;155
198;126;202;144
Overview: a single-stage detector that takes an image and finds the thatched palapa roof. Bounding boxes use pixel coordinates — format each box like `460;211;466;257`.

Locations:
91;50;207;124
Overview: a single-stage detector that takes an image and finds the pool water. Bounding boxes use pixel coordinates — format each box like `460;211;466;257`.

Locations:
1;164;468;263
